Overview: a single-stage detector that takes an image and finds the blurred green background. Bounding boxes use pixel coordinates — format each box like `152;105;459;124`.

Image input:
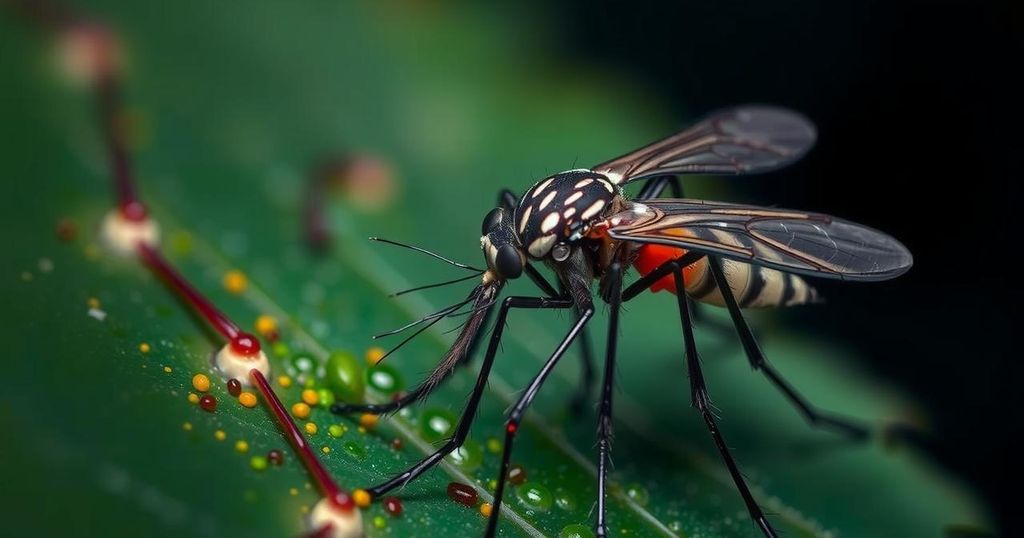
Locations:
0;1;1008;536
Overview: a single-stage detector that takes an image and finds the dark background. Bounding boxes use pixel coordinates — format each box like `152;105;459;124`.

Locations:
544;0;1019;534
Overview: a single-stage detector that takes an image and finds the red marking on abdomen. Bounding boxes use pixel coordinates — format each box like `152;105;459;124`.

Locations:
632;243;696;295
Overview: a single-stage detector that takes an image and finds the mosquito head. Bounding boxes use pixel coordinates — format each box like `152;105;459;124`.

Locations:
479;207;525;281
513;170;618;262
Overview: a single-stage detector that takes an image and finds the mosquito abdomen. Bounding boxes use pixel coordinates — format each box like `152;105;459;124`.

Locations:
632;243;819;307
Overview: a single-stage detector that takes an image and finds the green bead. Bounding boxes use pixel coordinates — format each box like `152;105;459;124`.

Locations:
342;440;367;461
250;456;268;471
419;408;457;444
328;424;347;438
559;523;594;538
317;388;335;407
325;351;364;403
624;483;649;506
516;482;553;512
446;439;483;472
271;341;289;358
372;515;386;529
366;363;404;395
486;437;502;454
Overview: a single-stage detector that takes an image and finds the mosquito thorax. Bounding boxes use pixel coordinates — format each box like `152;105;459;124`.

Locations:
514;169;618;261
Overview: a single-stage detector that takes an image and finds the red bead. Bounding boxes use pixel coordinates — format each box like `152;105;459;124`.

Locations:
383;496;403;516
446;482;477;507
227;378;242;397
199;394;217;412
506;423;518;435
230;333;261;356
329;491;354;511
267;449;284;466
56;218;77;242
508;464;527;485
390;438;403;451
121;201;148;222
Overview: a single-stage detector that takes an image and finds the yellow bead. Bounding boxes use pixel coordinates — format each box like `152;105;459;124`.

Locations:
255;314;278;337
139;342;150;353
87;297;100;309
192;373;211;392
163;366;172;373
365;346;385;365
238;392;258;408
223;270;248;294
182;422;192;431
292;402;311;419
304;422;318;435
278;375;292;388
480;502;493;517
359;413;379;429
235;440;249;453
214;430;226;441
353;489;371;508
289;488;299;496
301;389;319;406
321;446;330;454
187;392;199;404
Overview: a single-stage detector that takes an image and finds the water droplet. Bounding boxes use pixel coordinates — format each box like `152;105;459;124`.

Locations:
516;482;553;512
554;487;577;512
625;483;649;506
366;363;404;394
446;439;483;472
342;440;367;461
420;408;457;443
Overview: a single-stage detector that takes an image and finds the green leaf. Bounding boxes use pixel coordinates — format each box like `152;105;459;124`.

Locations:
0;2;992;537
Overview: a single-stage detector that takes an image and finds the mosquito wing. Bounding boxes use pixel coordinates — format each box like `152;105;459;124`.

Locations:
594;106;817;185
606;199;912;281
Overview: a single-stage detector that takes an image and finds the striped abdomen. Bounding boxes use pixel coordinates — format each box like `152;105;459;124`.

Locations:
632;242;819;307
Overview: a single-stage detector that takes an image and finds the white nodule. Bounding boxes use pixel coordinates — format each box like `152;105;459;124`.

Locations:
309;498;364;538
100;210;160;256
214;344;270;385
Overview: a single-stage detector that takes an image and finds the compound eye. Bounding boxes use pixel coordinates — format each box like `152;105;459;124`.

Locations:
552;242;571;262
495;244;523;279
481;208;504;235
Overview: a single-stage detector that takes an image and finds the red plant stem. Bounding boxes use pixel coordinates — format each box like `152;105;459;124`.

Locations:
96;74;146;220
249;369;354;512
138;243;241;340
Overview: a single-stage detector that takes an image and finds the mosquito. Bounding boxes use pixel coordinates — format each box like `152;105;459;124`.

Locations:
331;106;913;537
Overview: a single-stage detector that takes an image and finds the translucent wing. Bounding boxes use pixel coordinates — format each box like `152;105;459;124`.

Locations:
606;199;913;281
594;106;817;185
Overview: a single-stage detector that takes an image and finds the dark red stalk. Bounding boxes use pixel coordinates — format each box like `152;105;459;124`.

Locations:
137;243;261;356
249;369;354;512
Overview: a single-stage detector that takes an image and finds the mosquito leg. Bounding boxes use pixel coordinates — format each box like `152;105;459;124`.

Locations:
363;295;575;498
706;256;870;439
561;280;595;416
595;262;623;537
672;264;778;538
622;251;706;302
486;299;594;537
